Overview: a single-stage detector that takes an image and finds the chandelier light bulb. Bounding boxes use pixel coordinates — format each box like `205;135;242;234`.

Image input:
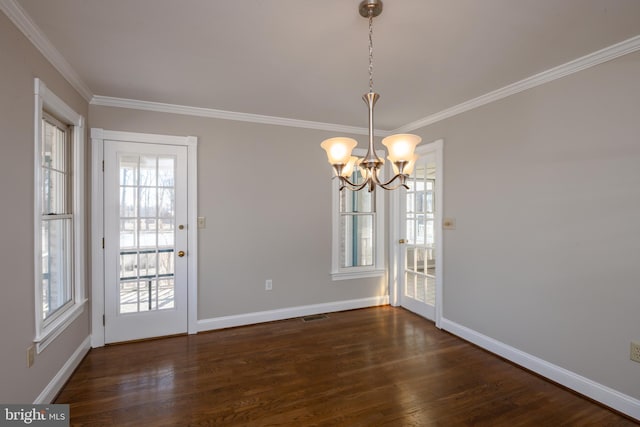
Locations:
320;137;357;166
381;134;422;163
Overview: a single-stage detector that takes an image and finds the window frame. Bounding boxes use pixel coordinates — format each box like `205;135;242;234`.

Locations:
34;78;86;353
329;148;385;280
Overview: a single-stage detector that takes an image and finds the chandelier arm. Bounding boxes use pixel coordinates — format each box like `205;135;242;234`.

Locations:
378;180;410;191
338;176;370;192
377;172;410;190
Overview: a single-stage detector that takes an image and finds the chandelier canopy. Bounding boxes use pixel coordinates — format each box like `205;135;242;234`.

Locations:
320;0;421;192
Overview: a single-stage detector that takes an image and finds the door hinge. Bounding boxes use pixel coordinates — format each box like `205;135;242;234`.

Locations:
102;314;105;326
102;160;104;172
102;238;105;249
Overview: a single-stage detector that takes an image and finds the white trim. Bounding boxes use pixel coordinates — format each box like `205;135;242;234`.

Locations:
392;35;640;133
441;318;640;422
433;140;444;328
34;336;91;404
186;136;199;334
388;188;401;307
35;300;86;353
90;129;104;348
91;95;390;137
34;78;86;353
330;268;386;281
90;129;198;346
93;129;195;146
0;0;93;101
198;296;389;332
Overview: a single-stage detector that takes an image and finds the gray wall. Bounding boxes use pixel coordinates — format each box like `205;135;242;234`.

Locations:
414;51;640;399
89;107;387;319
0;13;90;403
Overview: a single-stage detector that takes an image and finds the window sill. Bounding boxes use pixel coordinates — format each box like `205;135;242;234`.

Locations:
330;269;386;281
35;299;87;353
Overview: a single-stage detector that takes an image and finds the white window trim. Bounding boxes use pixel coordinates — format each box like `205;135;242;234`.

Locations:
34;78;87;353
330;148;385;280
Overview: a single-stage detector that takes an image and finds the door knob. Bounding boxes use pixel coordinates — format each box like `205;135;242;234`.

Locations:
399;239;407;244
178;250;185;257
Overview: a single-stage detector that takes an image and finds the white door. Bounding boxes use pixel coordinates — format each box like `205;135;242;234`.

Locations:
397;142;443;322
104;140;188;343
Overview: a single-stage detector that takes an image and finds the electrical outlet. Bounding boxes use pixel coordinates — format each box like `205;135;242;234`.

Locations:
27;345;35;368
265;279;272;291
631;341;640;363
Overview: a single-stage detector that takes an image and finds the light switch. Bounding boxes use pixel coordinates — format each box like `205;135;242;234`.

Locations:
197;216;206;229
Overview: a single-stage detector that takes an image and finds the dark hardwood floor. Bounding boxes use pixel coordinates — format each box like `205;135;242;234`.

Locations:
55;307;638;426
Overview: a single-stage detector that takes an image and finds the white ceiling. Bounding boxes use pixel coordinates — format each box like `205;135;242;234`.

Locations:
12;0;640;131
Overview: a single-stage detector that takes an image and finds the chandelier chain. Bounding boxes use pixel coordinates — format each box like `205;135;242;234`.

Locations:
368;12;374;93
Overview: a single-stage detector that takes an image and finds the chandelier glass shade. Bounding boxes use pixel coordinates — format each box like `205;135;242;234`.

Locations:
320;0;421;192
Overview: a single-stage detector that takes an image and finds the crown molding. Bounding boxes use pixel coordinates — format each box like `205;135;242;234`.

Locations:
91;95;391;136
5;0;637;134
0;0;93;102
392;34;640;134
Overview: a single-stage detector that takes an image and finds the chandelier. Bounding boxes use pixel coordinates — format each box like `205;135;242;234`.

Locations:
320;0;421;192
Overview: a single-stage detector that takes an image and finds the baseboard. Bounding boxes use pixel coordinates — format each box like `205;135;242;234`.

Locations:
197;296;389;332
440;318;640;421
34;335;91;404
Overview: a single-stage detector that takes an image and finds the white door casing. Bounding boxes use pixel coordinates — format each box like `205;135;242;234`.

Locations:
91;129;198;347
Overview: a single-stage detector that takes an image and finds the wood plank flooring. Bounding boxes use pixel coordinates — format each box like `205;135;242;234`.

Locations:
55;307;638;426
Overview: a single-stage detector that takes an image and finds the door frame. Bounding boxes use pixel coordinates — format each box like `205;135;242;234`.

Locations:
389;138;444;328
90;129;198;347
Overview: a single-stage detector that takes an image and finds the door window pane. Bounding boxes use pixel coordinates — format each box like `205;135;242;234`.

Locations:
158;157;175;187
139;156;157;186
139;188;157;217
158;279;175;309
119;155;138;186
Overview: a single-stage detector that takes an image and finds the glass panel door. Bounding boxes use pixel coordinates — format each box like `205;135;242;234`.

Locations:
398;143;441;321
104;140;188;343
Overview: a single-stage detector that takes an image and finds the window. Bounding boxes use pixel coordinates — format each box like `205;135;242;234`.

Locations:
329;150;385;280
41;113;73;319
34;79;86;352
